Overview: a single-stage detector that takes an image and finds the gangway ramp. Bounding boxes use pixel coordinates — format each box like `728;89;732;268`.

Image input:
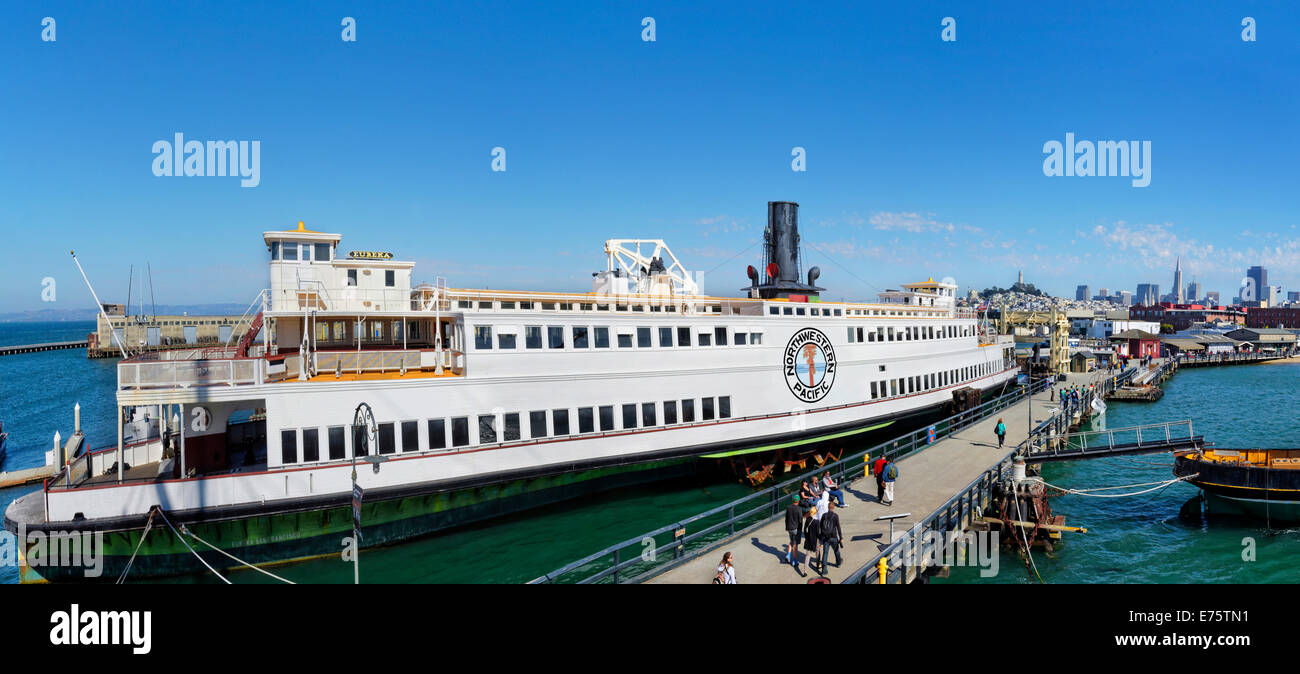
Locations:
1024;420;1202;463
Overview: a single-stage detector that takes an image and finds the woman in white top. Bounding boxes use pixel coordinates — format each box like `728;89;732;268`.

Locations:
715;551;737;584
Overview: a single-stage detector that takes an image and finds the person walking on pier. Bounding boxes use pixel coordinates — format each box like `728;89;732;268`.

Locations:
784;497;805;575
882;460;897;506
819;501;844;574
714;551;736;584
802;507;821;567
872;454;888;502
995;418;1007;448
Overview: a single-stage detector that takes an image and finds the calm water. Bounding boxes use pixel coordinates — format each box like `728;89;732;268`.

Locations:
3;322;1297;583
942;361;1300;584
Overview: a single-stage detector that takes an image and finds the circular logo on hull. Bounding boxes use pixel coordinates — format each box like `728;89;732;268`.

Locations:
784;328;837;402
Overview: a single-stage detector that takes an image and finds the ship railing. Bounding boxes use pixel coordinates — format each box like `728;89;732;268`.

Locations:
268;286;414;313
119;357;263;390
528;371;1049;584
49;436;165;490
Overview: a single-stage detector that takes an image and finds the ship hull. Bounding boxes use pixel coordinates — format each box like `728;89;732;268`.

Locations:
12;457;694;583
1174;451;1300;523
9;384;978;582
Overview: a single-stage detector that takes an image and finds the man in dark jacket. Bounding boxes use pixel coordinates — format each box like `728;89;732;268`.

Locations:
819;501;844;574
784;498;805;575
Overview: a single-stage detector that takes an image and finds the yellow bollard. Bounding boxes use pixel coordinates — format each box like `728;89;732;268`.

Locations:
877;556;888;584
865;454;871;479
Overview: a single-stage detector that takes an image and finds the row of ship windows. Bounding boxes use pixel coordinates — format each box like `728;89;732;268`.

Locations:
848;324;974;344
455;299;942;319
473;325;764;351
867;360;1003;401
279;396;733;464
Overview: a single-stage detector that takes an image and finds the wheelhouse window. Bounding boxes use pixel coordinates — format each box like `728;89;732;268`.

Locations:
702;397;715;421
617;331;633;348
659;327;673;347
637;327;652;348
271;241;280;260
719;396;731;418
385;270;395;287
499;332;517;349
715;327;728;346
642;402;656;426
315;243;330;262
283;244;298;261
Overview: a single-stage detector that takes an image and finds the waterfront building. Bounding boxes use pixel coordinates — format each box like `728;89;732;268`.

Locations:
1108;329;1162;358
1085;318;1161;340
1224;327;1297;353
1129;303;1246;332
1246;306;1300;329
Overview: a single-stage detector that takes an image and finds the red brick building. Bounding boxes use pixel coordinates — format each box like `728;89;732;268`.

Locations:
1246;306;1300;329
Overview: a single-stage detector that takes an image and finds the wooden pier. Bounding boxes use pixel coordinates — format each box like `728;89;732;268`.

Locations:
0;340;88;357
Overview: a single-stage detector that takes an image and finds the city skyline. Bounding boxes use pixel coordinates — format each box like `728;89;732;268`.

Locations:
4;3;1300;314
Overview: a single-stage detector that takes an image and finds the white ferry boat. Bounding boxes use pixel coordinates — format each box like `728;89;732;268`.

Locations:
5;201;1016;581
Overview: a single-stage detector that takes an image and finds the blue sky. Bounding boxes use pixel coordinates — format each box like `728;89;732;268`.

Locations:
2;1;1298;313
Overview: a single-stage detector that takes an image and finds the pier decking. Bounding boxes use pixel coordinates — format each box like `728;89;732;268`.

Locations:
0;340;88;356
642;374;1097;584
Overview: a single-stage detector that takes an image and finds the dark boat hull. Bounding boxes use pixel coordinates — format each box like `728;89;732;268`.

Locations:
1174;452;1300;522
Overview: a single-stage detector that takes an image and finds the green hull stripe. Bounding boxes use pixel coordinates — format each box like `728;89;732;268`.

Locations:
699;421;894;459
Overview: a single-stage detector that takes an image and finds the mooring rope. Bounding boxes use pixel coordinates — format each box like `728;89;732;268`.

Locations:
180;525;296;584
116;508;157;584
1036;474;1197;499
155;509;231;584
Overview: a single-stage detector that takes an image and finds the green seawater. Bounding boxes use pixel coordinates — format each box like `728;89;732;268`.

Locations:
940;361;1300;584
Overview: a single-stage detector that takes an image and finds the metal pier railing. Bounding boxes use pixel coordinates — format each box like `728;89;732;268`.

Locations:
529;373;1047;584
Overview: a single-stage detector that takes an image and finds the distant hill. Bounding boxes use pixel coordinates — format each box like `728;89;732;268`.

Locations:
0;304;249;323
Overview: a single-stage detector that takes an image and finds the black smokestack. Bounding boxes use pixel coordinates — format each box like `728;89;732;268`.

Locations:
766;201;801;285
746;201;825;300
